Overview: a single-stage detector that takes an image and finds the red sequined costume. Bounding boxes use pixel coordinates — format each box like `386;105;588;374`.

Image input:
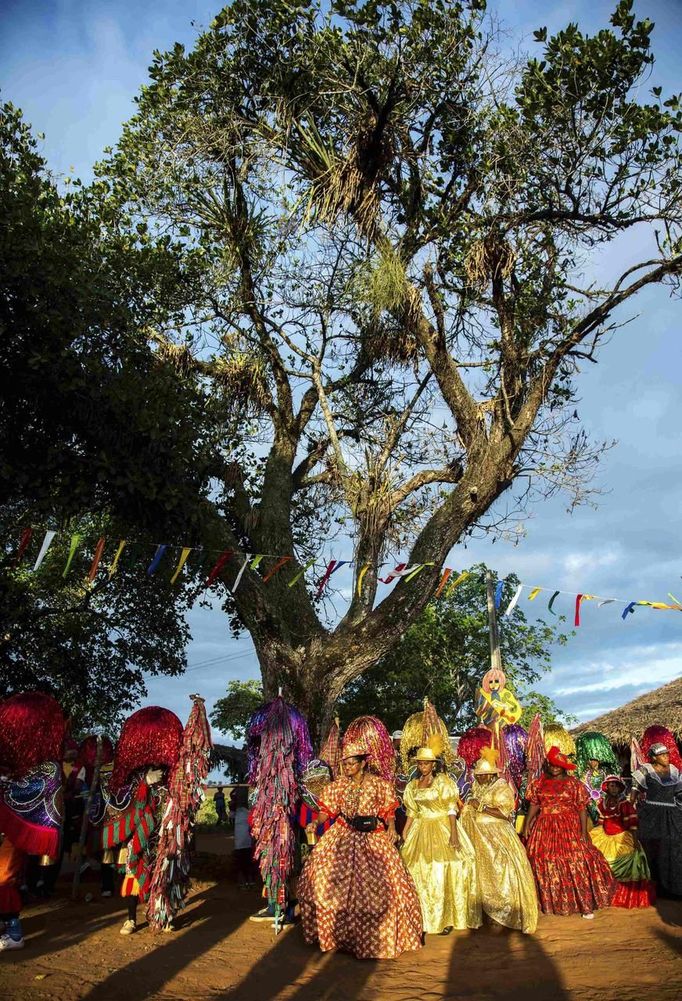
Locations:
590;789;655;908
525;775;616;915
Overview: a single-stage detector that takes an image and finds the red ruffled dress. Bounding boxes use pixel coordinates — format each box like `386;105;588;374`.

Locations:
525;775;616;915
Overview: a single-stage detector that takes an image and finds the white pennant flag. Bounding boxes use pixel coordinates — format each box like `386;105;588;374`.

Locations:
231;556;249;593
32;530;57;571
504;584;524;616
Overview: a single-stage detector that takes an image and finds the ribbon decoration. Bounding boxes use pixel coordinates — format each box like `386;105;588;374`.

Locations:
504;583;523;616
63;534;82;578
528;587;541;601
249;554;265;570
404;562;434;582
32;530;57;571
380;563;407;584
288;558;316;589
356;563;371;597
598;598;616;608
575;594;595;626
263;556;291;583
231;556;249;593
15;527;33;566
206;550;233;588
494;580;504;609
147;545;167;576
548;590;560;615
434;568;453;598
446;569;470;597
170;547;193;585
316;560;350;598
87;537;106;583
108;540;127;577
622;601;637;620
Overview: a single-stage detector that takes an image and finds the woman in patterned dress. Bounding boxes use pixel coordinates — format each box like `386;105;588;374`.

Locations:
401;745;481;934
521;745;615;918
460;747;538;934
298;741;423;959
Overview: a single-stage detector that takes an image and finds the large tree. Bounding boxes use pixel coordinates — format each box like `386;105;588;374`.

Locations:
96;0;680;737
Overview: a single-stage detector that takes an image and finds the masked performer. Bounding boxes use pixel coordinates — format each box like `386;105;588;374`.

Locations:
522;746;615;918
575;731;618;824
461;747;538;934
0;692;66;951
98;698;211;935
298;734;423;959
590;775;655;908
631;732;682;897
401;740;481;934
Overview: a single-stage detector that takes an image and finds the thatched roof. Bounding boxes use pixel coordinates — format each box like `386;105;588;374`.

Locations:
572;676;682;743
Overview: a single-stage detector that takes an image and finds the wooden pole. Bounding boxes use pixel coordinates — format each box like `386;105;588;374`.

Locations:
72;735;103;900
485;570;503;673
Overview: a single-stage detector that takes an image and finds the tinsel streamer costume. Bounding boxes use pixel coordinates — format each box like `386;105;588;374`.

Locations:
632;758;682;897
400;699;456;774
525;769;615;916
589;777;655;908
640;725;682;770
0;692;66;951
342;716;396;782
575;732;618;824
401;767;481;932
503;724;528;794
460;749;538;934
96;706;183;932
543;724;576;758
319;719;342;780
146;696;212;931
298;738;423;960
247;696;312;925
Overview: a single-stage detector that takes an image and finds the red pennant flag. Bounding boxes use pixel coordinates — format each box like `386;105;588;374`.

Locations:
574;593;583;627
87;537;106;582
14;527;33;566
205;550;233;587
316;560;337;598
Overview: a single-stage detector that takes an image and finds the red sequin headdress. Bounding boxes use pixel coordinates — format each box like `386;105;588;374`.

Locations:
110;706;183;792
0;691;66;777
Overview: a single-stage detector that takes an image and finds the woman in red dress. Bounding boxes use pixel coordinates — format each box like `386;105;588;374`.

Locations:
522;746;615;918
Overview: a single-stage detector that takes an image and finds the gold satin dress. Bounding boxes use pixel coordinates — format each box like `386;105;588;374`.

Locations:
460;778;538;934
401;773;482;932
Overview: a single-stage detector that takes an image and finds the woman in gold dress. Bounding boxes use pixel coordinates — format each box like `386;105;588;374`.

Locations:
460;747;538;934
401;745;482;934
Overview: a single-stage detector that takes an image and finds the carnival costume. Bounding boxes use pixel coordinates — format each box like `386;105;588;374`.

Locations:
298;730;422;959
0;692;66;951
632;733;682;897
575;731;618;824
461;748;538;934
524;747;615;916
589;776;655;908
401;744;481;933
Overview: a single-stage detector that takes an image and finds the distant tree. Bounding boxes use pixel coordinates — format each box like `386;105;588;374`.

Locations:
210;679;264;741
336;567;570;733
517;691;577;731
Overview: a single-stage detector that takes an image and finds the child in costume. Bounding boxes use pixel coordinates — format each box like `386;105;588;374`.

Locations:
590;775;655;908
0;692;66;951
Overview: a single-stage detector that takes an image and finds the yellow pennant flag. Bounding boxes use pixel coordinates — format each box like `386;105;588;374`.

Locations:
108;540;127;577
528;587;541;600
356;564;371;597
170;547;192;585
445;570;470;597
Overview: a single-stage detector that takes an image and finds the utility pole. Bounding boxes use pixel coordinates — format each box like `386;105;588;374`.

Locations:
485;569;503;673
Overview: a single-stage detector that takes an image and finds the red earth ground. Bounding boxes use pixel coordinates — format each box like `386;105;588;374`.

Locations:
0;830;680;1001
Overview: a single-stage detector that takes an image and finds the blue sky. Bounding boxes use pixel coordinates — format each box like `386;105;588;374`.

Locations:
2;0;681;734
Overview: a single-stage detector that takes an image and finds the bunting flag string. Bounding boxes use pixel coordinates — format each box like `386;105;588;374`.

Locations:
6;525;682;624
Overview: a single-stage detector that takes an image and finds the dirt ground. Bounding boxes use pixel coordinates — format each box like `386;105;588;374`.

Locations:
1;830;680;1001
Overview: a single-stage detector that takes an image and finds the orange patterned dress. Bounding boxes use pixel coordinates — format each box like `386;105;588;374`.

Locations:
298;773;423;959
525;775;616;915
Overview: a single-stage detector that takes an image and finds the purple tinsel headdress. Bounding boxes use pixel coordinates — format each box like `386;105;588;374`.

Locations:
247;698;313;783
503;723;528;789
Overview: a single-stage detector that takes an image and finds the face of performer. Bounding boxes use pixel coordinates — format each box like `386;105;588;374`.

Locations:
588;758;599;770
342;755;366;780
606;781;623;797
477;772;495;786
546;762;564;778
416;759;435;776
652;750;670;767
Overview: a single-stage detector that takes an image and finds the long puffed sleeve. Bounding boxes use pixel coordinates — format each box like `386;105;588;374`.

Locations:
403;779;420;819
436;774;462;816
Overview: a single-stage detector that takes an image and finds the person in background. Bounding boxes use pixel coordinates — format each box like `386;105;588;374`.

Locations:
232;786;257;889
590;775;655;908
214;787;227;826
632;741;682;898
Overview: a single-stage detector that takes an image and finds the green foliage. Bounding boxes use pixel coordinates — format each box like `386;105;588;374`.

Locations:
195;794;219;827
517;690;577;730
337;564;571;732
210;679;264;740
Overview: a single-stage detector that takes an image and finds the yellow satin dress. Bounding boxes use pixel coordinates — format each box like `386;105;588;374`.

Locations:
401;773;482;932
460;778;538;934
